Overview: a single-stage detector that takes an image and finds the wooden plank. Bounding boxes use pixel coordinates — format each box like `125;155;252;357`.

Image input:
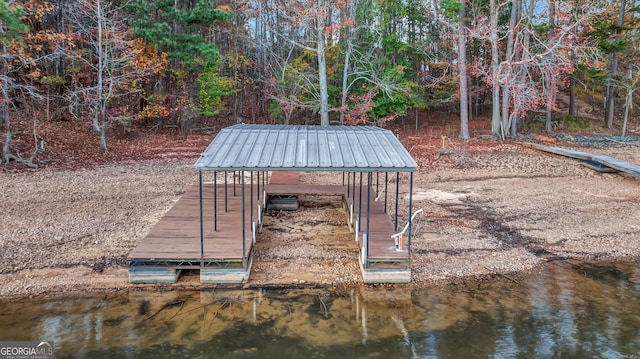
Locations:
269;171;300;185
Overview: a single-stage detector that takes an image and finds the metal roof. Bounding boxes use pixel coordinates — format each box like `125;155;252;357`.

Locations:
194;124;417;172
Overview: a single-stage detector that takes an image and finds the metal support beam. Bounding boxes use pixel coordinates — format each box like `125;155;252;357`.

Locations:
233;171;237;197
347;171;351;198
199;171;204;257
366;172;372;268
224;171;228;212
384;172;388;213
358;172;363;231
395;172;400;232
214;171;217;231
250;171;254;224
408;171;414;256
352;172;356;202
242;171;246;265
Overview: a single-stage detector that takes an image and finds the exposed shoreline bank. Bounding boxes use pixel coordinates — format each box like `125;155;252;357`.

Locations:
2;140;639;300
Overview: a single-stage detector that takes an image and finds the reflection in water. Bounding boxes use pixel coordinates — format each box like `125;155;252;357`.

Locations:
1;260;640;358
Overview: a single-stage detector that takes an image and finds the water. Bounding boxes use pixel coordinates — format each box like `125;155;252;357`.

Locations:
1;260;640;358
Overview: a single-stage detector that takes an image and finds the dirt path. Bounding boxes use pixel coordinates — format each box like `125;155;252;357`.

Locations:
1;140;639;298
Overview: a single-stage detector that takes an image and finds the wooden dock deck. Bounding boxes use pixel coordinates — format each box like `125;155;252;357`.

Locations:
128;183;258;283
128;171;411;284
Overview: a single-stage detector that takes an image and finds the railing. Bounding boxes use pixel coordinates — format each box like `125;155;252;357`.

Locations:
390;209;423;251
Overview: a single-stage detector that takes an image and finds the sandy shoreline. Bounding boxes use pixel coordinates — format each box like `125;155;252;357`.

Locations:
2;141;639;299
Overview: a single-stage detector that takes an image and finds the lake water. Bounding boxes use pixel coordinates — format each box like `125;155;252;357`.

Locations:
1;260;639;358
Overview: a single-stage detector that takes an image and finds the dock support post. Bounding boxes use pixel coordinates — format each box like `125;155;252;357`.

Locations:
214;171;217;231
199;171;204;257
250;171;254;225
366;172;372;268
395;172;400;231
358;172;363;231
242;171;246;265
347;171;350;198
408;172;414;256
224;171;228;212
352;172;356;201
384;172;388;213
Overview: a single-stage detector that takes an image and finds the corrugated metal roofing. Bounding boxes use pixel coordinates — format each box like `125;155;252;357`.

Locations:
194;124;417;172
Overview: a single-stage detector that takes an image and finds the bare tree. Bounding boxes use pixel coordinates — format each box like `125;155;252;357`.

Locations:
339;0;359;125
470;0;607;138
605;0;627;130
489;0;501;137
617;66;638;136
339;8;410;126
458;0;470;139
500;0;520;138
244;0;352;126
66;0;139;150
1;0;45;167
263;45;315;124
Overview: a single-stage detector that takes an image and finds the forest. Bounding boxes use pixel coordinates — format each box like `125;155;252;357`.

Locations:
0;0;639;168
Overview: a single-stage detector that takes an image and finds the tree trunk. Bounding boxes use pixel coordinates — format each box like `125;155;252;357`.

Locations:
339;1;357;126
340;44;349;125
544;0;556;133
55;3;66;122
468;84;473;122
475;78;481;118
458;0;469;140
95;0;107;150
1;103;10;163
2;127;11;163
317;9;330;127
605;53;618;129
569;74;576;117
510;0;533;137
622;88;631;137
501;0;519;137
490;0;501;138
605;0;627;129
251;91;257;122
284;98;294;125
545;75;554;132
100;125;107;151
1;33;11;162
622;68;634;137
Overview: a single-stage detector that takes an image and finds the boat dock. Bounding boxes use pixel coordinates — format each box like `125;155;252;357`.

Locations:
128;172;410;284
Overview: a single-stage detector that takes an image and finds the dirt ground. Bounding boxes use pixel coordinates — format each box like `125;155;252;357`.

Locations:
1;127;640;299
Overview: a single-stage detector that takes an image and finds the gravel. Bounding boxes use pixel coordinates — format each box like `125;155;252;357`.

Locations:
1;142;640;298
